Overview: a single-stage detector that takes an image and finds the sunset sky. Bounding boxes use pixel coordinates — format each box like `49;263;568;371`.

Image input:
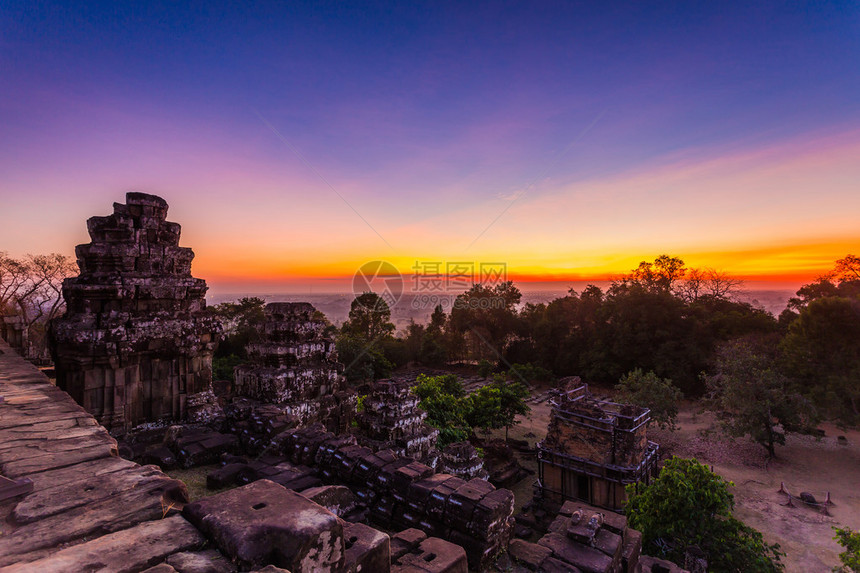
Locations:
2;1;859;294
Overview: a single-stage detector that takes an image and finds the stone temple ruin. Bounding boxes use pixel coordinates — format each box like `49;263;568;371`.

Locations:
356;377;440;468
536;382;659;511
50;192;221;435
233;302;355;434
0;192;689;572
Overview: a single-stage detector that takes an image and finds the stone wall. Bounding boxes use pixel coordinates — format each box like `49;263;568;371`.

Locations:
233;302;355;433
50;192;221;435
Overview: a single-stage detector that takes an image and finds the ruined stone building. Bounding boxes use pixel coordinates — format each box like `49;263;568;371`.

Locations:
356;378;440;468
440;441;489;481
51;193;221;434
233;302;355;433
537;383;659;511
0;315;26;355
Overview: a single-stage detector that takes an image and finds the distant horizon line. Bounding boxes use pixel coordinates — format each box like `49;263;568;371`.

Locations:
204;277;806;297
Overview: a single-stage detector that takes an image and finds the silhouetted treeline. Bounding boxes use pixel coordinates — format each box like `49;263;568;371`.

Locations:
397;256;776;395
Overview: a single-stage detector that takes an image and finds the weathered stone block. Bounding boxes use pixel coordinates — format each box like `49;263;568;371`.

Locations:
508;539;552;571
207;463;247;489
183;480;345;572
391;529;428;561
538;532;613;573
51;193;221;435
343;521;390;573
560;501;627;536
622;528;642;573
0;515;205;573
394;537;468;573
165;549;236;573
635;555;689;572
302;485;356;517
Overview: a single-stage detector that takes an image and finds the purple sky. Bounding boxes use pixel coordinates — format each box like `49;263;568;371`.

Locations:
2;2;859;292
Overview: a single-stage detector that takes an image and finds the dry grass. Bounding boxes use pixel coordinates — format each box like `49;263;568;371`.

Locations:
165;464;226;501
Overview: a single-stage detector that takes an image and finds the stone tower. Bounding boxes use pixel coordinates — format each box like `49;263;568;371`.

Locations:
51;192;221;434
233;302;355;433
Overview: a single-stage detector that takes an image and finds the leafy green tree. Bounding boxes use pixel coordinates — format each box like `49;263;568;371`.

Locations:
402;320;425;363
466;378;530;441
210;297;267;383
413;373;464;398
427;303;447;333
616;369;682;430
597;284;705;392
787;255;860;313
212;354;244;382
706;338;817;457
626;457;784;572
477;359;494;379
411;374;470;447
833;527;860;572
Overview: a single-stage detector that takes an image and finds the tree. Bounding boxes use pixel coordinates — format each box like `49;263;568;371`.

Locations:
833;527;860;572
212;297;266;356
833;254;860;282
337;292;397;381
706;338;817;457
336;334;393;381
411;374;470;447
598;283;705;392
616;369;682;430
1;252;77;359
427;304;447;334
343;292;395;341
625;457;784;572
679;268;743;303
449;281;521;362
781;296;860;424
787;255;860;313
618;254;687;294
210;297;267;382
466;377;530;441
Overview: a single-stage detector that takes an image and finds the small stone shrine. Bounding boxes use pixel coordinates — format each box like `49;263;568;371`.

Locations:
440;441;489;481
355;378;440;468
537;381;659;510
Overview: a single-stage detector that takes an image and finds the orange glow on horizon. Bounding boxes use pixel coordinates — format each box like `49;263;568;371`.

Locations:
195;235;858;293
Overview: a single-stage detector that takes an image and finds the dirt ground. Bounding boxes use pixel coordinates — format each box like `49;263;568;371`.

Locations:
496;397;860;573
